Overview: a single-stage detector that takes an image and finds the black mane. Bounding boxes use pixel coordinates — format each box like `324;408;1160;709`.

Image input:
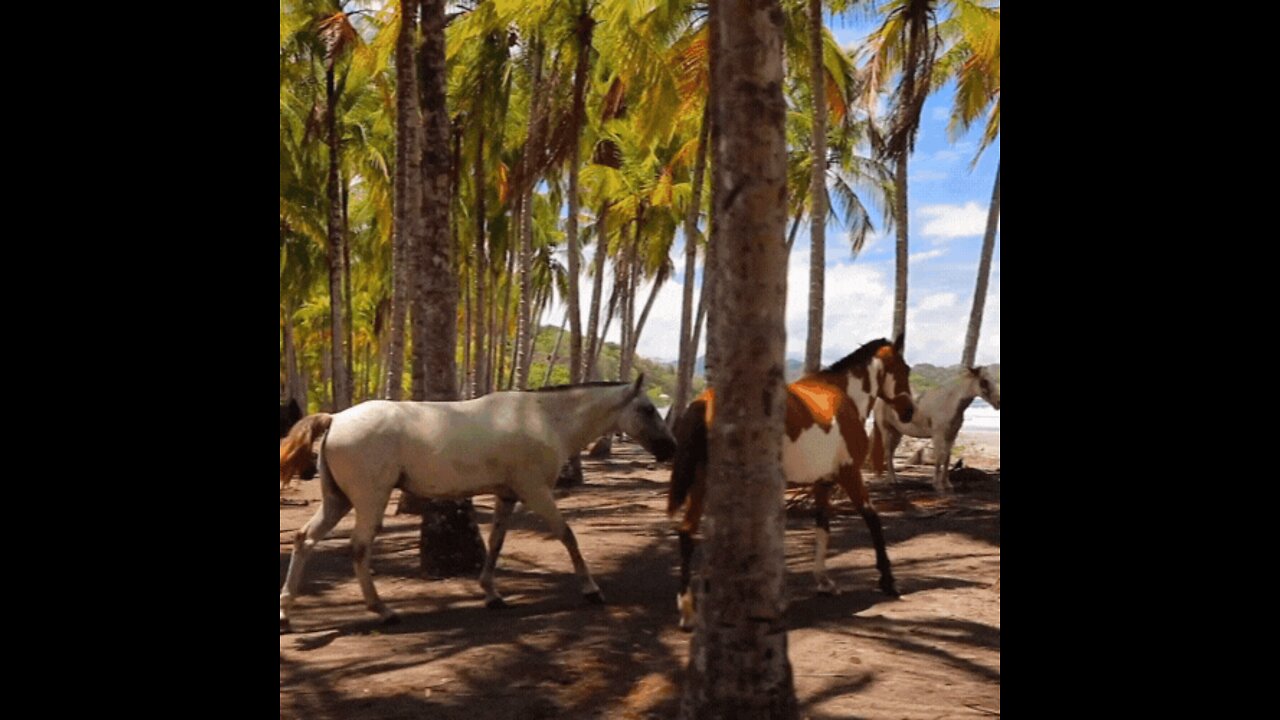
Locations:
823;338;892;374
531;381;629;393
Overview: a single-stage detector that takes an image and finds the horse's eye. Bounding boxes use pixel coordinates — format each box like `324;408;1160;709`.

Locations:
980;380;989;390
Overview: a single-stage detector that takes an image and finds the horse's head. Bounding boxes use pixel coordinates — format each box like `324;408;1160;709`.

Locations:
615;374;678;462
875;333;916;424
969;366;1000;410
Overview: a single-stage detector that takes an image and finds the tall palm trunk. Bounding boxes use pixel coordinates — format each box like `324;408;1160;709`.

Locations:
342;177;355;400
565;4;595;384
471;79;489;399
283;303;307;412
402;0;484;578
961;161;999;368
619;210;642;381
678;0;797;713
384;0;419;401
495;249;514;390
325;64;352;411
543;312;569;386
513;40;545;392
892;153;909;342
804;0;827;374
582;203;609;378
628;272;663;374
673;102;710;419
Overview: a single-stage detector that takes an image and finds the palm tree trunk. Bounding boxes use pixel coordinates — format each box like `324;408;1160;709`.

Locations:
283;303;307;412
803;0;827;375
384;0;418;401
629;273;663;376
582;203;609;380
342;175;355;401
565;3;595;384
471;82;488;399
619;211;642;381
961;161;999;368
892;153;909;343
673;101;710;420
543;312;569;386
679;0;797;713
785;206;803;250
325;64;351;411
593;282;619;379
400;0;484;577
513;48;542;391
495;249;514;390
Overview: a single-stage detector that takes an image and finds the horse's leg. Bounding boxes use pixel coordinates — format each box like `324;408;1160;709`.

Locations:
676;478;705;631
813;482;839;595
279;487;353;632
518;485;604;603
835;465;899;597
347;478;399;623
479;494;518;609
933;432;955;494
884;426;903;486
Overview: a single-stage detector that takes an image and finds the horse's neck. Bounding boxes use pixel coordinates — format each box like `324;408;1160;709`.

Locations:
536;387;628;451
810;364;878;421
925;378;978;419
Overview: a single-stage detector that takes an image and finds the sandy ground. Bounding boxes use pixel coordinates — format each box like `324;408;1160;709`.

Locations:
280;433;999;719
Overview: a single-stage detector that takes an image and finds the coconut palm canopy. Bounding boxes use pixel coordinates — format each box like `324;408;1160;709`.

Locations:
280;0;999;413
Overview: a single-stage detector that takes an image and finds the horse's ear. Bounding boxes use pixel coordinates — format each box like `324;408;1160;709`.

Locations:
968;366;981;377
631;373;645;398
893;332;905;353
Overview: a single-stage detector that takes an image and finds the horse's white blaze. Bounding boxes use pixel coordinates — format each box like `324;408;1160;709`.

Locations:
782;422;851;485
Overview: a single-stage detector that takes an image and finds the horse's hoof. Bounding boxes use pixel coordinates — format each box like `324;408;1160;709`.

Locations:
880;579;901;598
381;612;402;625
486;597;508;610
678;622;694;633
584;591;606;605
280;618;293;634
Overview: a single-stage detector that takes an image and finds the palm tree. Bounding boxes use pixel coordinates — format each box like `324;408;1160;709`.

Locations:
864;0;944;346
940;0;999;367
385;0;420;400
678;0;798;715
409;0;485;576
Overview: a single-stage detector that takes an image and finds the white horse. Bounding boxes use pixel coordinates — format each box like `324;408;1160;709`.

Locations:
278;376;677;632
870;366;1000;493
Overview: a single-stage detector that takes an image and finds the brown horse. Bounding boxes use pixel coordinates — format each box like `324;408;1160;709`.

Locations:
668;336;915;630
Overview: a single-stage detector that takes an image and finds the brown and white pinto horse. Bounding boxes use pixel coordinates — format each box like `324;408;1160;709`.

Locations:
668;336;916;630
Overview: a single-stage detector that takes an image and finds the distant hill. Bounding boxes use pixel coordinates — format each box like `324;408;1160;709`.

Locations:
539;334;997;408
694;354;999;392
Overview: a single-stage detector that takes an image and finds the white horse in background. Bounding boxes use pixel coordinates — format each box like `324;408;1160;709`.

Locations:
870;366;1000;493
278;376;677;632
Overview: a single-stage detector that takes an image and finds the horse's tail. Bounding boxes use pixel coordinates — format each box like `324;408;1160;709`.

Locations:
668;398;708;516
280;413;332;487
869;414;886;475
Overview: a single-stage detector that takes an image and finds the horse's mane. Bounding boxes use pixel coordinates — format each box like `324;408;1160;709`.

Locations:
531;381;629;393
823;338;892;374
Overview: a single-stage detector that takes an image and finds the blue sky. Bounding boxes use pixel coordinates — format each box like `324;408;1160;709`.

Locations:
551;10;1000;370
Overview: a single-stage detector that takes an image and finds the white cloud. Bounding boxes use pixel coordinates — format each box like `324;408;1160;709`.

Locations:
544;242;999;375
931;106;950;122
917;202;992;241
909;248;946;264
917;292;956;311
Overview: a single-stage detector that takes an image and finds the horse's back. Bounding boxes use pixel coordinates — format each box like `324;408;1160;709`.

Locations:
323;397;559;500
